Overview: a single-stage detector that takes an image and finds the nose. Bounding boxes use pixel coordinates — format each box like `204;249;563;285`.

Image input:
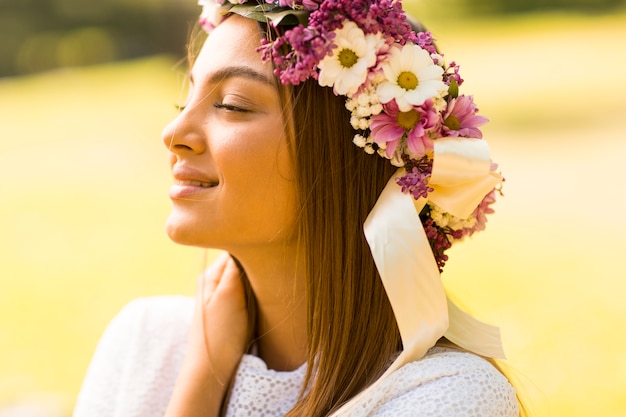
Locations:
161;108;207;155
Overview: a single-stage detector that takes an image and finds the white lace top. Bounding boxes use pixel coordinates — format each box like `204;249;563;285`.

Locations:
73;296;519;417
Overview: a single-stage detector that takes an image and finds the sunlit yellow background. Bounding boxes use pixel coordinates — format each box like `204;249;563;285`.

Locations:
1;8;625;417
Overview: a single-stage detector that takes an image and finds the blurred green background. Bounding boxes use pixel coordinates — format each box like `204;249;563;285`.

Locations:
1;0;626;416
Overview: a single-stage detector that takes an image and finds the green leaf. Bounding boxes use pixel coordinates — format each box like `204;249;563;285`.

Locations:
230;4;309;26
448;78;459;98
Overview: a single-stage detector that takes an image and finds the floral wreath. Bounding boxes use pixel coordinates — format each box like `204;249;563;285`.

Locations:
198;0;502;271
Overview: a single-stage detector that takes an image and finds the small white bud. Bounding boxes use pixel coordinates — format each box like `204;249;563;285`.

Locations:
353;134;367;147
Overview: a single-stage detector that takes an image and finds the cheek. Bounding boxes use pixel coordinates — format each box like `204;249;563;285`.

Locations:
216;118;292;183
215;122;296;213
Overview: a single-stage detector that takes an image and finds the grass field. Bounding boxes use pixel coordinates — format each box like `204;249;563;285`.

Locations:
1;11;625;417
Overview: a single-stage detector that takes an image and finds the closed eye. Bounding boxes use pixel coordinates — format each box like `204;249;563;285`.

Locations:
214;102;251;113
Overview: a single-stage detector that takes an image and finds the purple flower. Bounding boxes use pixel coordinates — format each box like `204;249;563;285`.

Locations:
259;25;335;84
370;99;439;159
414;31;437;55
396;165;433;201
443;61;464;87
421;216;452;272
441;95;488;138
308;0;413;41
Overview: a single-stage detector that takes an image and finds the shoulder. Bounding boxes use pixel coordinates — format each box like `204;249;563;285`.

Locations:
91;295;194;364
73;296;194;417
371;347;519;417
109;295;195;341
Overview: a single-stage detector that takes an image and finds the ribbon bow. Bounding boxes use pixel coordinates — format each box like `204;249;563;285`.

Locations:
427;137;502;219
330;137;505;416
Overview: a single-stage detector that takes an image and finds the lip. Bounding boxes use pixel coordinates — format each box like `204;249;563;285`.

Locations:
169;165;219;199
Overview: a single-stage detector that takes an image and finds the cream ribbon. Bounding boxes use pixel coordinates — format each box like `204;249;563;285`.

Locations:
330;137;505;416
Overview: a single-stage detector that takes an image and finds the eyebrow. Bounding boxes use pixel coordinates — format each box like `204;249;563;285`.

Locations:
191;65;275;88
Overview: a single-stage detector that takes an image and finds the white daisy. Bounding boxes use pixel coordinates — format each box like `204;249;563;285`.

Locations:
376;43;447;112
318;21;383;96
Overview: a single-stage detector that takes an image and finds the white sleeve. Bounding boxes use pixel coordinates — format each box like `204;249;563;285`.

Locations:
370;348;519;417
72;296;194;417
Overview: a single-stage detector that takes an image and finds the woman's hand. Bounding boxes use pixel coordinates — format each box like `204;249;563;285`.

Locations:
166;252;249;417
191;252;250;381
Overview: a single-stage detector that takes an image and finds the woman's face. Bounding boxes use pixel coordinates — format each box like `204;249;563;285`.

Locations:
162;15;296;252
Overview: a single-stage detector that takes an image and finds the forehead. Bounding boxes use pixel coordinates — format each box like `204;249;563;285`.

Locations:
193;14;274;81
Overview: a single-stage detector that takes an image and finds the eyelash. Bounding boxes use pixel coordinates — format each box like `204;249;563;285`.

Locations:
213;102;250;113
174;102;250;113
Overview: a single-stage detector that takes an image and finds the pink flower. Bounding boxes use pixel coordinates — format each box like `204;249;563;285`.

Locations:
370;99;439;159
441;95;488;138
469;188;497;235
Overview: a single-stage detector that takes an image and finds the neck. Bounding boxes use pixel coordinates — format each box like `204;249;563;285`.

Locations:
228;244;307;371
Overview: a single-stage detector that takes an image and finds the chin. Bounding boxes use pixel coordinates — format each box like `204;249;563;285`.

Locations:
165;211;208;247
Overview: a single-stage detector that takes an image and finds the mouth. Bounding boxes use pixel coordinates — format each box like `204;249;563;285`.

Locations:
169;178;219;199
170;164;219;199
174;179;218;188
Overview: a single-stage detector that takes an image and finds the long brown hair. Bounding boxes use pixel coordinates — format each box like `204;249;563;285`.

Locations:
280;78;401;416
280;79;531;416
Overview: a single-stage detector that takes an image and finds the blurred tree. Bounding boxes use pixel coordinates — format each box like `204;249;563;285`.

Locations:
0;0;197;76
0;0;624;76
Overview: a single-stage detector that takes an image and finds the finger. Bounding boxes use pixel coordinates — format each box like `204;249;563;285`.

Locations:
197;251;231;302
214;256;246;306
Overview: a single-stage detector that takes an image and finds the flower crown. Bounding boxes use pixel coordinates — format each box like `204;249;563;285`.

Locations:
198;0;502;271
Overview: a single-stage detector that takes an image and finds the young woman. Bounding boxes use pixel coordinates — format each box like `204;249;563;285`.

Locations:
74;1;524;416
